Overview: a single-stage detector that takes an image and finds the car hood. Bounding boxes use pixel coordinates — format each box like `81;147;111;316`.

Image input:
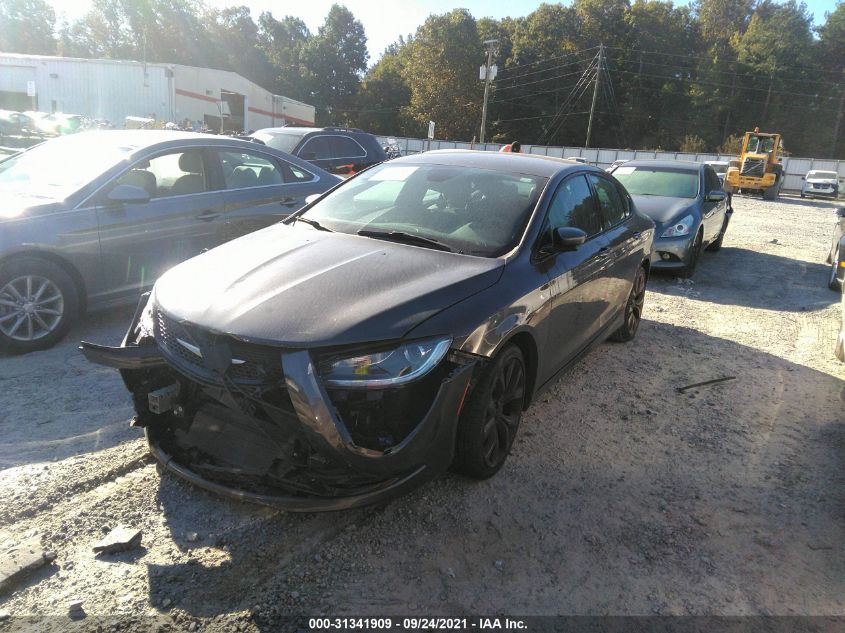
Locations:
630;195;697;225
0;191;62;220
153;223;504;348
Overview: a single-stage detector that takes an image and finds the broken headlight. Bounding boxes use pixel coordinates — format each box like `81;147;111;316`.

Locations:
318;336;451;389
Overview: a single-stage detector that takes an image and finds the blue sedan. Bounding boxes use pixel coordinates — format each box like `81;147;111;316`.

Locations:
611;159;731;278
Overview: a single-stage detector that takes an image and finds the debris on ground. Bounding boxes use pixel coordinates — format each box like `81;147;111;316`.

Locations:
186;532;199;543
92;525;143;554
67;598;84;614
0;539;56;593
677;376;737;393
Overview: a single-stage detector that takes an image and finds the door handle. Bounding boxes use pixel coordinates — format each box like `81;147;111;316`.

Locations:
195;210;219;221
280;197;300;207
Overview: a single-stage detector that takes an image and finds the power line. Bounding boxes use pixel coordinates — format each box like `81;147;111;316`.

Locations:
493;52;597;85
608;53;844;90
611;67;841;100
494;111;590;123
495;45;600;75
603;45;845;79
496;59;588;92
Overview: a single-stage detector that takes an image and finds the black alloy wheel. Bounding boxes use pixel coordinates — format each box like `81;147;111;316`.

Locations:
454;344;526;479
611;265;647;342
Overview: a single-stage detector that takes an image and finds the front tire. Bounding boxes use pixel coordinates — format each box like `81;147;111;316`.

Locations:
0;257;79;353
678;231;703;279
453;344;526;479
610;265;647;342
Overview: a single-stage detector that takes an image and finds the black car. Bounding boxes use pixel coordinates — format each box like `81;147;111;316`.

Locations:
82;151;655;511
251;127;387;176
611;160;730;278
0;130;339;353
827;206;845;290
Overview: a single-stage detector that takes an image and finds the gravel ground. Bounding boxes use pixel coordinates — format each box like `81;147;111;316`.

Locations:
0;194;843;630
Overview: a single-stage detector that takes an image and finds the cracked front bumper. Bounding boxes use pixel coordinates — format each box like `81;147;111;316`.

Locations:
81;301;476;511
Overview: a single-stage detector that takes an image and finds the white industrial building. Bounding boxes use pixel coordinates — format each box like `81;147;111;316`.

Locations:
0;52;315;131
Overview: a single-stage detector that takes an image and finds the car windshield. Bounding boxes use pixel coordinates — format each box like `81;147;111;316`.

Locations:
300;162;547;257
0;134;133;199
808;171;837;179
612;166;699;199
253;131;304;154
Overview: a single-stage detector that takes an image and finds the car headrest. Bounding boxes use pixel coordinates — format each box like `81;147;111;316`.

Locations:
178;152;203;173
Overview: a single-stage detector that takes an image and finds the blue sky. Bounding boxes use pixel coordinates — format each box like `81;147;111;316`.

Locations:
49;0;842;65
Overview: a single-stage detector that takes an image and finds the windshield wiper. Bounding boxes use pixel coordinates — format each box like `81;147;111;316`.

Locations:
357;229;454;252
292;216;333;232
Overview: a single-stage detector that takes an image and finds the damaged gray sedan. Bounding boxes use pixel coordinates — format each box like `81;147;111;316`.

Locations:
81;151;654;511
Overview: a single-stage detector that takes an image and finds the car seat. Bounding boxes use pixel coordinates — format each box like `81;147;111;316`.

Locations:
171;153;206;195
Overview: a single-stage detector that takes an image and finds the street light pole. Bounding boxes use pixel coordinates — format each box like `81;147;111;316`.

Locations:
479;39;498;145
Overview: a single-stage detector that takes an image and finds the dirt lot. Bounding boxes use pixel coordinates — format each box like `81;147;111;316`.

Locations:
0;194;843;630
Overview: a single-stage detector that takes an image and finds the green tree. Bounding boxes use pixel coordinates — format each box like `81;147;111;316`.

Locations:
300;4;368;124
355;41;417;135
402;9;484;140
0;0;56;54
202;6;273;89
258;12;311;100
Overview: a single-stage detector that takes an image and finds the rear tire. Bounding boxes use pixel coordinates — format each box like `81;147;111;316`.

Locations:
829;247;842;291
610;265;647;342
453;344;526;479
0;257;79;354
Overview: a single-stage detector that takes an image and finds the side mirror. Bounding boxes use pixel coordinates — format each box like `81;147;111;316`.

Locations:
552;226;587;250
706;190;727;202
304;193;321;206
108;184;150;204
801;176;805;180
835;207;845;218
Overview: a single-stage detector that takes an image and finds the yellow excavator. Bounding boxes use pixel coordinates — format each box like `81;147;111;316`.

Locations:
724;128;784;201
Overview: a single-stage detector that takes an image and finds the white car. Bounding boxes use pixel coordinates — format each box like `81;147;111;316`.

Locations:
801;170;841;199
705;160;730;186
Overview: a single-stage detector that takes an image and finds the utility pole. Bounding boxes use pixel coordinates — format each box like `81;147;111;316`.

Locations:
479;39;498;144
585;44;603;149
832;90;845;157
722;62;738;142
762;68;775;122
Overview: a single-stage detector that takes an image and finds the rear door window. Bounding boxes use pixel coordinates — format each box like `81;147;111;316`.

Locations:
218;150;284;189
547;174;603;238
703;166;721;194
588;174;627;227
330;136;367;159
299;136;332;160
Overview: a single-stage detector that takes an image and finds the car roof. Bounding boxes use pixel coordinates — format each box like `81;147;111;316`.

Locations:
391;150;599;178
621;158;702;171
48;129;275;155
255;127;369;136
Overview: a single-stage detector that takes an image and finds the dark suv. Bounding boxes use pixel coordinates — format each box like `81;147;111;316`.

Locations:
250;127;387;176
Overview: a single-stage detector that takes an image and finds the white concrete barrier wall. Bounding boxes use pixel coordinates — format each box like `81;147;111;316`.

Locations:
377;136;844;194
